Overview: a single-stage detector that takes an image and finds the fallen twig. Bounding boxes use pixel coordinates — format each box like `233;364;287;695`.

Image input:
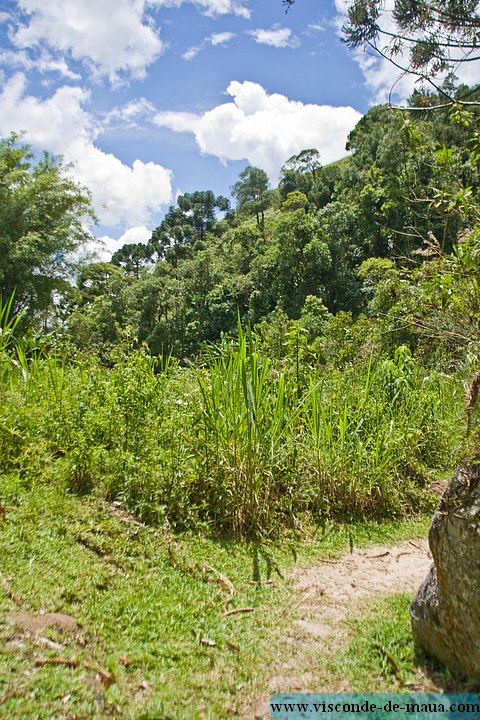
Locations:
374;643;404;684
0;688;15;705
408;541;424;552
34;658;114;687
222;607;254;617
0;574;25;607
395;551;410;562
202;563;236;603
367;551;390;559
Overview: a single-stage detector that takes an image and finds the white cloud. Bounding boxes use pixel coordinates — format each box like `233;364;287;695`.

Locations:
95;225;152;260
211;31;235;45
154;80;362;178
0;47;81;79
182;30;235;60
105;97;157;126
118;225;152;245
73;145;173;226
247;26;298;48
182;46;202;61
0;73;173;227
0;48;34;71
0;73;94;151
155;110;201;131
8;0;246;79
12;0;165;83
148;0;250;18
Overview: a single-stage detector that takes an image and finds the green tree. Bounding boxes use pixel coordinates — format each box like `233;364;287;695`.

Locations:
279;149;321;200
252;209;331;318
232;166;271;228
150;190;229;266
342;0;480;86
111;242;155;278
177;190;229;243
0;134;95;319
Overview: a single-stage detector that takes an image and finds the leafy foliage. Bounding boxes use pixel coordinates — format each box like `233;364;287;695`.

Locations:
0;134;95;320
3;89;480;537
342;0;480;86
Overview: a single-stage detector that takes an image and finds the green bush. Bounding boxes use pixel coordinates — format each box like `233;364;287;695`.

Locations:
0;321;465;538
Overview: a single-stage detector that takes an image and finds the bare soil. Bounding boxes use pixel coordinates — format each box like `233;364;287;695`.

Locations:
5;611;80;634
245;538;433;719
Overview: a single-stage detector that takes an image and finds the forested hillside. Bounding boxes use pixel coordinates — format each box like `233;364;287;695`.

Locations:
1;87;480;537
62;88;480;361
3;79;480;719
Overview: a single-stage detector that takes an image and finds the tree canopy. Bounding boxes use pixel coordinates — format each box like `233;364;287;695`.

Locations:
284;0;480;98
0;134;95;319
343;0;480;81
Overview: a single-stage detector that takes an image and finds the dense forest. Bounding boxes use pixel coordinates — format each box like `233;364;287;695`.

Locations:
2;86;480;538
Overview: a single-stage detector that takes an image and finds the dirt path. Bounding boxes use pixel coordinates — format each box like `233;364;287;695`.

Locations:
246;538;432;719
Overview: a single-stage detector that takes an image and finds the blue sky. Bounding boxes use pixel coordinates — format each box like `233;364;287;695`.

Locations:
0;0;425;255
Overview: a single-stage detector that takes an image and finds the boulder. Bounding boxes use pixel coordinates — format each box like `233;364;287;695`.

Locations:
410;462;480;680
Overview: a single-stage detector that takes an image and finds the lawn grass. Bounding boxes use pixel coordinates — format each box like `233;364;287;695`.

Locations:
0;474;432;719
332;594;428;691
326;593;479;695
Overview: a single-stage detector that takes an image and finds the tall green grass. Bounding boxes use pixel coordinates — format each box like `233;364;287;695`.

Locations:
0;293;28;387
302;347;459;518
0;317;466;537
192;324;301;536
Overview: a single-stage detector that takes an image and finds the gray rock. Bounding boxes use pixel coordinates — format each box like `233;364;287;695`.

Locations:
410;462;480;680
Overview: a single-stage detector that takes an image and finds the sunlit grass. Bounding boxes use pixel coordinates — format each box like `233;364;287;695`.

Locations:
0;321;464;536
0;476;436;718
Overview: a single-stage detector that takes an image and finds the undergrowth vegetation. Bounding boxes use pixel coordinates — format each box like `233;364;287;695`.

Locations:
0;301;465;538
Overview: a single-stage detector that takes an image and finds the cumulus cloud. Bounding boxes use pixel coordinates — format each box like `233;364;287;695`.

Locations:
247;26;298;48
74;146;173;226
12;0;165;83
6;0;248;81
0;73;173;226
95;225;152;259
154;80;362;178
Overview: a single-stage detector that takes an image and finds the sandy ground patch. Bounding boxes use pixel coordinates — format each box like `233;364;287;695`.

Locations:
245;538;432;719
